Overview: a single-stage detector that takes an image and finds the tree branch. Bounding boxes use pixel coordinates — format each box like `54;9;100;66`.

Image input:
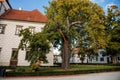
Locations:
115;10;120;15
56;22;67;42
56;21;61;29
70;21;82;26
67;17;70;29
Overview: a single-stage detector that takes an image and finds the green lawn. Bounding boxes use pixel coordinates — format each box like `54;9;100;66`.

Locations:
5;64;120;76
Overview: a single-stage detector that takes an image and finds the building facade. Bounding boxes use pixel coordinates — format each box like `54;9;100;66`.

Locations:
0;9;53;66
54;48;120;64
0;0;12;15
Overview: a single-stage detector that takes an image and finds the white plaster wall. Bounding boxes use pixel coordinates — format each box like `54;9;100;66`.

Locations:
70;54;88;63
88;49;108;63
57;56;62;63
0;19;53;66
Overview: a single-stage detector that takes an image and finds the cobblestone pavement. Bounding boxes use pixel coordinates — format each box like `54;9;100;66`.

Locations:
0;71;120;80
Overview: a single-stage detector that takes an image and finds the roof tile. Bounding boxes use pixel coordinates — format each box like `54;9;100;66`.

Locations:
0;9;48;23
0;0;5;2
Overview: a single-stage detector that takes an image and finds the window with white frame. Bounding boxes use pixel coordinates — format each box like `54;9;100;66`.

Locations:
25;48;30;60
15;25;23;35
11;48;18;60
0;24;6;34
29;26;35;34
25;49;30;60
100;57;104;61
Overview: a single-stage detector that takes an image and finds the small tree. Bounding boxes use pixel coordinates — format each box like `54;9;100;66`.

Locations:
19;28;50;64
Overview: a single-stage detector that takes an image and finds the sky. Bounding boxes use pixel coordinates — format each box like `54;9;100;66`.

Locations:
90;0;120;11
9;0;120;14
9;0;52;14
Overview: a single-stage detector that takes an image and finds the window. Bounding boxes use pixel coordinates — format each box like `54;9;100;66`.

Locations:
25;50;30;60
0;24;6;34
100;51;106;56
100;57;104;61
11;48;18;60
96;57;98;61
15;25;23;35
29;26;35;34
118;57;120;60
0;47;2;54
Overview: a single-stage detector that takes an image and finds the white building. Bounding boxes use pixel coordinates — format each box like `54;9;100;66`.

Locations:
88;49;110;63
54;48;120;64
0;9;53;66
54;55;62;63
0;0;12;15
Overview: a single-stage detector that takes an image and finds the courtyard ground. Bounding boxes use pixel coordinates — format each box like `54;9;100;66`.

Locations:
1;71;120;80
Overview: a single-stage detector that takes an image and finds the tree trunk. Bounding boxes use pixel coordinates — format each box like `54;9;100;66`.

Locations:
61;40;70;70
56;17;81;69
111;56;116;64
57;22;70;70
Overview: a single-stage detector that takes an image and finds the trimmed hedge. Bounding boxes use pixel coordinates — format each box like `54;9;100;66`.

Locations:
5;64;120;76
5;68;120;76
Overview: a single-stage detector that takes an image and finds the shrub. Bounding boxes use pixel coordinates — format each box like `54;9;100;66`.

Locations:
31;64;39;71
15;67;25;72
5;64;120;76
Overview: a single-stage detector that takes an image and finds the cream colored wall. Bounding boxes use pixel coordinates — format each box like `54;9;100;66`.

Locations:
0;19;53;66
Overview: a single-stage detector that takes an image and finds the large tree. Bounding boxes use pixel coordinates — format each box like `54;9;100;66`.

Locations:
105;5;120;63
44;0;107;69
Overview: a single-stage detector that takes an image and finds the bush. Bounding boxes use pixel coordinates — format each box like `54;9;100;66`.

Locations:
31;64;39;72
15;67;25;72
5;64;120;76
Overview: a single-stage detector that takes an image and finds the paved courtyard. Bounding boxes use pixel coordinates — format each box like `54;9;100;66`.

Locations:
0;71;120;80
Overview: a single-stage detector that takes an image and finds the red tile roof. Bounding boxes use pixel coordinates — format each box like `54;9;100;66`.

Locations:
0;0;5;2
0;9;48;23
